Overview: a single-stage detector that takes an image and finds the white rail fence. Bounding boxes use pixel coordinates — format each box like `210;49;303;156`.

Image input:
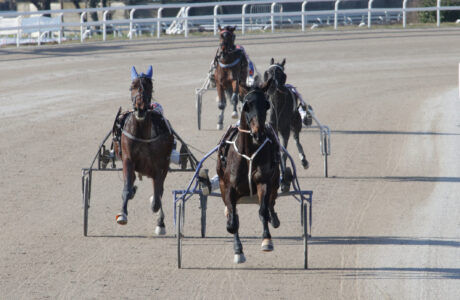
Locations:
1;0;459;47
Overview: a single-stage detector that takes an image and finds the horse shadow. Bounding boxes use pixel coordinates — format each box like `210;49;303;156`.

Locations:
182;235;460;279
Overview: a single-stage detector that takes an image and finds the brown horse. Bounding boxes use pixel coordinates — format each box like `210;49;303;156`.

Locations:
214;25;248;130
113;66;174;235
216;79;281;264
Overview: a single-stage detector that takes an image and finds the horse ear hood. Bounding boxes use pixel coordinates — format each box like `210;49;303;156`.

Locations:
131;66;139;80
281;58;286;67
270;58;274;65
145;65;153;79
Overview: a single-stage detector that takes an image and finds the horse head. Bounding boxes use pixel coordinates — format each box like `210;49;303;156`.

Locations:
218;25;236;54
130;66;153;121
240;79;272;143
264;58;286;93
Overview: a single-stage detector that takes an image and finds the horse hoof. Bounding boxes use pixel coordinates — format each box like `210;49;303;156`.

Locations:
116;213;127;225
155;226;166;236
261;239;274;252
231;111;238;119
217;123;223;130
234;253;246;264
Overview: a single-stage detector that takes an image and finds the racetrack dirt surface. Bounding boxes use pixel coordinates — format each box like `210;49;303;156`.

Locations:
1;29;459;299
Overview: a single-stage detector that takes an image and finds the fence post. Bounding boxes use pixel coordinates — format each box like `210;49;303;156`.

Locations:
403;0;408;28
129;9;136;40
302;1;308;32
242;3;248;34
157;7;163;38
334;0;341;30
58;13;63;44
37;14;42;46
16;16;22;48
271;2;276;33
214;5;219;35
437;0;441;27
103;10;109;41
368;0;374;28
185;6;191;38
80;12;87;43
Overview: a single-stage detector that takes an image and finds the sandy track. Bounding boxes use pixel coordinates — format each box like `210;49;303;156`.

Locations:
1;29;459;299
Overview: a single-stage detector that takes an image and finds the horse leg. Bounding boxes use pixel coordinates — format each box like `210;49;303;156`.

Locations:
279;132;291;193
293;128;309;169
150;176;166;235
231;81;239;119
258;183;274;251
268;184;280;228
117;160;136;225
222;187;245;263
229;203;245;263
216;84;226;130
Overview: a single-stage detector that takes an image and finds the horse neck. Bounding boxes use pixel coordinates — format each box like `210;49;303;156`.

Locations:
236;112;257;155
127;112;152;138
220;46;237;63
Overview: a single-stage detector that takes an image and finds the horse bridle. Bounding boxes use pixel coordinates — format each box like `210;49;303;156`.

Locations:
266;64;287;93
130;76;150;111
219;30;236;52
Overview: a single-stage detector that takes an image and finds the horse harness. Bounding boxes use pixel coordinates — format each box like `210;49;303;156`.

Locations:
112;108;172;157
218;124;280;197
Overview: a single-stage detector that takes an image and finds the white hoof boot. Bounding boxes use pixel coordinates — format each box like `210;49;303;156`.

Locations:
217;123;223;130
155;226;166;236
234;253;246;264
116;212;127;225
261;238;274;252
231;111;238;119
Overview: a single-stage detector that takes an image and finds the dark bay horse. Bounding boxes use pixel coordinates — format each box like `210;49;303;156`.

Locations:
214;25;248;130
113;66;174;235
264;58;309;191
216;79;281;264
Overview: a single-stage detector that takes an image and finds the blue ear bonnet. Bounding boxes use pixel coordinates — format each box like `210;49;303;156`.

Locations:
131;65;153;80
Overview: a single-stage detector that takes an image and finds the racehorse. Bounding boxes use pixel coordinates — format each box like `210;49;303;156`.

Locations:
264;58;309;191
113;66;174;235
216;78;281;264
214;25;249;130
